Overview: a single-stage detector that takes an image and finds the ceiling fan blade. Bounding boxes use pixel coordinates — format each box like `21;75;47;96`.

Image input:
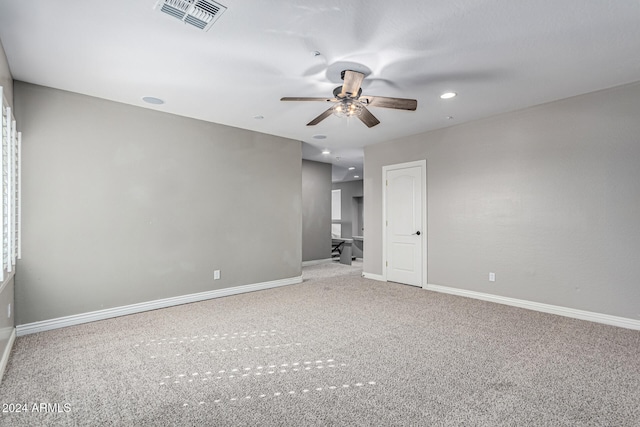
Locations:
340;70;365;97
307;107;335;126
358;106;381;128
281;97;337;102
360;96;417;111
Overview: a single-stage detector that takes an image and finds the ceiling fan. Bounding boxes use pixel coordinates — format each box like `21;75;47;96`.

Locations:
281;70;417;128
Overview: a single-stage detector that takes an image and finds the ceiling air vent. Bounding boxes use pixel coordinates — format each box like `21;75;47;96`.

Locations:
154;0;227;31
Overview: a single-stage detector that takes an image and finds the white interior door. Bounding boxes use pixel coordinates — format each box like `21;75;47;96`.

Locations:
384;162;425;287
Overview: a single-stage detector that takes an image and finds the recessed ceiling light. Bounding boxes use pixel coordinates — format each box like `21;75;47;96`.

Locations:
142;96;164;105
354;175;360;178
312;51;322;57
322;149;331;155
348;167;355;171
313;134;327;140
253;115;264;120
440;92;457;99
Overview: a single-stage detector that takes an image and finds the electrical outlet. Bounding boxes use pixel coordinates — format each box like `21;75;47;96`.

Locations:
214;270;221;280
489;272;496;282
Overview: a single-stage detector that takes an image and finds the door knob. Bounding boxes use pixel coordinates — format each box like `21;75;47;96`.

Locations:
413;231;421;235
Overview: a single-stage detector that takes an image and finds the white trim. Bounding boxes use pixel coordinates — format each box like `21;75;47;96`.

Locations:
424;283;640;331
0;272;13;295
362;272;385;281
16;275;303;336
0;328;16;383
302;258;333;267
382;160;427;286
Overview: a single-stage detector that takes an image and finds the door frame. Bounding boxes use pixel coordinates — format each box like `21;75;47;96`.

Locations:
382;160;427;287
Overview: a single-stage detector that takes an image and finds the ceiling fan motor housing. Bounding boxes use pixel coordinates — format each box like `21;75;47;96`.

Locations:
333;86;362;100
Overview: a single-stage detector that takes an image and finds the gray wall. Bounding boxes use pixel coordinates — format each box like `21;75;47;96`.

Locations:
0;277;14;350
302;160;331;262
0;39;14;372
332;180;364;257
14;82;302;325
364;81;640;320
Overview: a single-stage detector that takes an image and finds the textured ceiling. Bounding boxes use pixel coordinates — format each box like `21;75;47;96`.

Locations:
1;0;639;181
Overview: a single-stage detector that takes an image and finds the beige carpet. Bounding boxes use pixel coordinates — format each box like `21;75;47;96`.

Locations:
1;262;639;426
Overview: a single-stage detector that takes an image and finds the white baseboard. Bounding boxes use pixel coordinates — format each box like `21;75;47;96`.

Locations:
16;276;303;337
362;272;385;281
424;283;640;331
302;258;333;267
0;328;16;382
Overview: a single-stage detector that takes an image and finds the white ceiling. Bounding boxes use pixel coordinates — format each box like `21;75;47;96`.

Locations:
1;0;640;182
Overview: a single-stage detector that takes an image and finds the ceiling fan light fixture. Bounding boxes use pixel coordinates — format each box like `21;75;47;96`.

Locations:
333;99;364;118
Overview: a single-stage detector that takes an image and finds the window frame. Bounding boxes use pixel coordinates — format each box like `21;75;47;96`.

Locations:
0;86;21;282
